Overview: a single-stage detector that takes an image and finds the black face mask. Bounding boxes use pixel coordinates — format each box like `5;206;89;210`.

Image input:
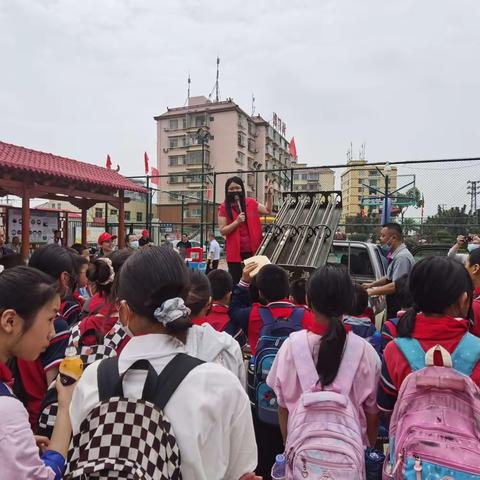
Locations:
227;191;244;202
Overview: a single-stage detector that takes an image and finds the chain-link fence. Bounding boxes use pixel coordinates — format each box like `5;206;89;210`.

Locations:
127;157;480;250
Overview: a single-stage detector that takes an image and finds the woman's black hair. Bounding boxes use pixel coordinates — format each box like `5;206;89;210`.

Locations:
29;244;78;290
117;245;192;333
307;264;354;386
186;270;211;318
0;253;25;269
88;249;131;297
0;266;58;332
71;243;88;256
469;247;480;268
394;274;413;310
398;256;473;338
224;176;247;221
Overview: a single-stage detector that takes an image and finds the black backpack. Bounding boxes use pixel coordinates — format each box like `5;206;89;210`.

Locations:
65;354;204;480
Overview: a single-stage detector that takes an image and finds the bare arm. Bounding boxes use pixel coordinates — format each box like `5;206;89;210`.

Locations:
367;281;396;297
46;367;59;387
278;406;289;444
366;412;379;447
258;185;273;215
363;276;388;289
219;215;243;237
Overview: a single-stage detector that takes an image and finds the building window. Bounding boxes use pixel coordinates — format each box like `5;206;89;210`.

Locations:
169;155;185;166
95;208;103;218
236;151;246;165
125;211;131;221
110;209;117;215
248;138;256;153
169;175;183;184
169;119;179;130
195;115;205;127
190;208;201;217
136;212;143;222
238;131;246;147
369;179;378;187
369;170;377;177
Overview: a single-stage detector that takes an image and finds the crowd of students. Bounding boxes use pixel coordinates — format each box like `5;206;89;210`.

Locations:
0;235;480;478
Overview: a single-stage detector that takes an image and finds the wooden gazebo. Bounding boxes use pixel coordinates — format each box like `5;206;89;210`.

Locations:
0;141;147;258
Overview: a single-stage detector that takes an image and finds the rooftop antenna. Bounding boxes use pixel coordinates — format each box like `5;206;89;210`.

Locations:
184;73;191;106
215;56;220;102
251;93;255;116
359;142;366;160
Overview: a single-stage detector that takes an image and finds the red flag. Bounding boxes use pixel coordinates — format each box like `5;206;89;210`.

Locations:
151;167;159;186
289;137;298;160
106;154;112;169
144;152;150;175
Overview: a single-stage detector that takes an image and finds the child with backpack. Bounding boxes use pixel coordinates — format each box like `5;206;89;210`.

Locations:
379;256;480;478
185;269;246;386
68;245;258;480
466;246;480;337
0;266;76;479
344;284;377;338
230;263;313;479
9;245;71;430
267;264;381;479
288;278;308;308
206;269;247;346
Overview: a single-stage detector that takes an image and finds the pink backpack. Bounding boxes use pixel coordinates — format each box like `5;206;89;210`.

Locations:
383;334;480;479
285;330;366;480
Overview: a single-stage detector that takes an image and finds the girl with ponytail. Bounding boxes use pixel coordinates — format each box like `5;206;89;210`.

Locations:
378;256;480;412
267;264;381;447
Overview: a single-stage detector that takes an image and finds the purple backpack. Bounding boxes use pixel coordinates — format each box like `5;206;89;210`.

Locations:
285;330;367;480
383;334;480;479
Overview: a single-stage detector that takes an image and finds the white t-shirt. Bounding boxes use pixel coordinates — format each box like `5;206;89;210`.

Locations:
208;239;221;261
70;334;257;480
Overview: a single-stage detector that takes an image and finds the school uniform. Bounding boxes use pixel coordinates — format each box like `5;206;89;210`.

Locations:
378;314;480;412
229;280;314;355
13;317;69;430
59;295;82;327
0;364;64;479
70;334;257;480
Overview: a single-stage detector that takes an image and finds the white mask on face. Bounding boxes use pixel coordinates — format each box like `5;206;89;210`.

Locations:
130;240;139;250
468;243;480;253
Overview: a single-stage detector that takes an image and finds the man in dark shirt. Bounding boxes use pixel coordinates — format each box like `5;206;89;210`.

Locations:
176;234;192;258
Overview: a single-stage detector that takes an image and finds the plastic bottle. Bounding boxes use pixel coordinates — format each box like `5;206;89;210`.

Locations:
271;453;286;480
59;347;84;386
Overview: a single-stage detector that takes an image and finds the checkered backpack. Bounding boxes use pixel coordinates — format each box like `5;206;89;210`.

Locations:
37;323;129;438
65;354;204;480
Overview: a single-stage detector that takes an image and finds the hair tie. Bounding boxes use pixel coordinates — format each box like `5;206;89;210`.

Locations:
153;297;190;326
97;257;115;285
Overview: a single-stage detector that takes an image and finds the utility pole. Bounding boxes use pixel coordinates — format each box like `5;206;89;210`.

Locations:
467;180;479;215
196;128;210;249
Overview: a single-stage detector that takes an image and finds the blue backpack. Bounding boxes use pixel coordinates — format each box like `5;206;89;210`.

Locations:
248;305;304;425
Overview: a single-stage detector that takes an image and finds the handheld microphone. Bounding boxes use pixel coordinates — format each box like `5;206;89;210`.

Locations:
234;194;243;214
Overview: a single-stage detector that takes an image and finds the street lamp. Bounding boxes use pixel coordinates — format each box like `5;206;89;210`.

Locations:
196;128;210;248
382;162;391;225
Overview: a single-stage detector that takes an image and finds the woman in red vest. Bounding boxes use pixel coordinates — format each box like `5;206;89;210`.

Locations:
218;176;273;284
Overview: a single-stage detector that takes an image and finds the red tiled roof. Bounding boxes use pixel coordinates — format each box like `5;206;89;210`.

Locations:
0;141;146;193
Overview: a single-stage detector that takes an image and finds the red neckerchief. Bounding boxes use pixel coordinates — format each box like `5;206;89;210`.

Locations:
0;362;13;385
305;317;351;335
211;304;228;313
413;313;469;341
474;287;480;300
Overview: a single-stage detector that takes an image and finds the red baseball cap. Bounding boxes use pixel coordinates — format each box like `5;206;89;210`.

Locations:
142;229;149;237
98;232;117;245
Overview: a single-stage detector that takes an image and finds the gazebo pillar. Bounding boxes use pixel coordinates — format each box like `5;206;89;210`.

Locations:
21;185;30;260
118;190;125;249
81;208;88;246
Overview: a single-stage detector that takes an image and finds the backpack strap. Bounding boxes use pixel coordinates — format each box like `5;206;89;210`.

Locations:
152;353;205;410
395;338;426;371
451;333;480;376
333;333;366;395
0;381;14;398
258;306;276;326
289;308;305;329
97;357;120;401
290;330;319;392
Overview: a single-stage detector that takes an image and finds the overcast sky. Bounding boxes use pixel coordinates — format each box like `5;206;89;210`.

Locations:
1;0;479;215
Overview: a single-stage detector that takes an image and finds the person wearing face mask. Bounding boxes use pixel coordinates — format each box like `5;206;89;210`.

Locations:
125;233;140;252
448;234;480;264
363;223;414;319
218;176;273;284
